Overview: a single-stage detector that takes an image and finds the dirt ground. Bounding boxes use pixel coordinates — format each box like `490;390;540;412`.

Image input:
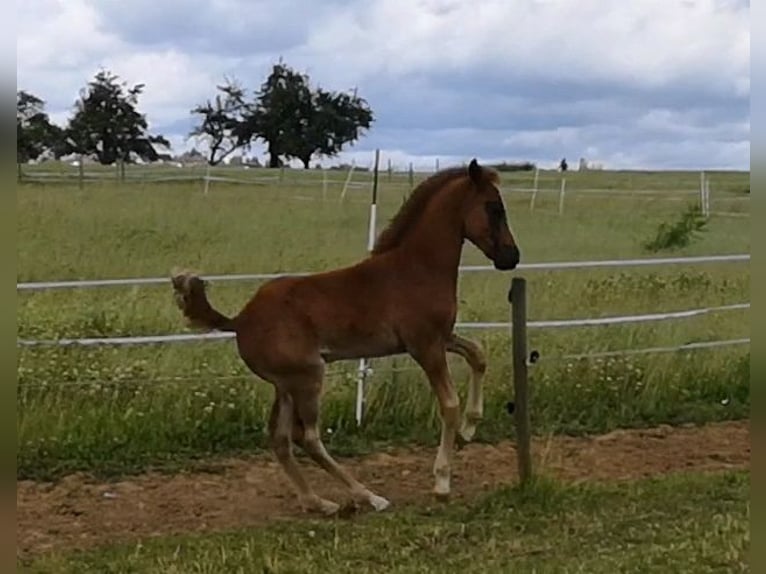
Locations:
17;420;749;558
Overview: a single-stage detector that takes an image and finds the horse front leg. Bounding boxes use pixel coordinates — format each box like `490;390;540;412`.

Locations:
412;342;461;498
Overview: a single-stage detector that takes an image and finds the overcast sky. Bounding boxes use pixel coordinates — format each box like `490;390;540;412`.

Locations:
17;0;750;170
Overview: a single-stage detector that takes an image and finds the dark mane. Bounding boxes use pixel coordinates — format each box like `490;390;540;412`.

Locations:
372;164;499;255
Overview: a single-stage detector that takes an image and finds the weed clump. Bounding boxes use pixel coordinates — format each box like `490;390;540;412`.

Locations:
644;205;708;252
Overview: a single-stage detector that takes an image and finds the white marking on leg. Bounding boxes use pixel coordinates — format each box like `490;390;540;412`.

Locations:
433;449;451;496
460;369;484;442
433;400;459;496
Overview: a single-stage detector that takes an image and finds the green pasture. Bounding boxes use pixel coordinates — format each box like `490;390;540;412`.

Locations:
16;165;750;478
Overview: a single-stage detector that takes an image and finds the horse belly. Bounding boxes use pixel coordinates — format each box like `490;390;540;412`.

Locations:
318;324;404;363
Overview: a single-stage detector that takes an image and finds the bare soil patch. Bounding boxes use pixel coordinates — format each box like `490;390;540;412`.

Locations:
17;420;749;557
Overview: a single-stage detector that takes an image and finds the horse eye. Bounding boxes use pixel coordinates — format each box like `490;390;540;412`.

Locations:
486;202;505;217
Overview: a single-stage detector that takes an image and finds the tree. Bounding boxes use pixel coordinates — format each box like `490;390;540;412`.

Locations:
189;79;249;165
237;62;374;168
235;62;312;168
285;87;374;169
17;90;63;163
66;70;169;164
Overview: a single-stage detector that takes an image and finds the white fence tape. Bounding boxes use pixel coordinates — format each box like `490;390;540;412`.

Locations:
509;186;747;198
528;302;748;329
17;253;750;291
551;338;750;362
456;302;748;330
17;302;748;347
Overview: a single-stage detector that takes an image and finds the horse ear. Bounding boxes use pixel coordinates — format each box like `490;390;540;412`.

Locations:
468;158;482;183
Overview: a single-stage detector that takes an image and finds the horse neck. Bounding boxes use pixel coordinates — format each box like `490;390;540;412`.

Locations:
395;187;466;277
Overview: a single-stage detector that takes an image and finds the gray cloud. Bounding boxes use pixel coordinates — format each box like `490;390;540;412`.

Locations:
17;0;750;170
90;0;353;56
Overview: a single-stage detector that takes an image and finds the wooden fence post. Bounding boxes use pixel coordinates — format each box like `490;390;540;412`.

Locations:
509;277;532;485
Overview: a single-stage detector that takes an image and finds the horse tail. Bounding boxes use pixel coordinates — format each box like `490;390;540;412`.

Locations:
170;269;236;332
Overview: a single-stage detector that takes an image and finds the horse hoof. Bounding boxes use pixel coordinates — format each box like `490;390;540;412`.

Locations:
459;424;476;443
433;478;451;501
368;494;391;512
433;488;451;502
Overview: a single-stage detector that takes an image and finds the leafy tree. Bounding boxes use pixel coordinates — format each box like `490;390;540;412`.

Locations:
66;70;169;164
285;88;374;169
189;79;249;165
234;62;311;168
16;90;63;162
237;62;374;168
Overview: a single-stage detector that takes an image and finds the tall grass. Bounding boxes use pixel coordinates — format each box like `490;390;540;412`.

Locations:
16;169;750;478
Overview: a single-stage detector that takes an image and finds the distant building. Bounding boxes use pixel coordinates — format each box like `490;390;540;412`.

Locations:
175;148;207;166
578;157;605;171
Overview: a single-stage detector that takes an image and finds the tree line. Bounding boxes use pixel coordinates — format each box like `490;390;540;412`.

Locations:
17;61;374;169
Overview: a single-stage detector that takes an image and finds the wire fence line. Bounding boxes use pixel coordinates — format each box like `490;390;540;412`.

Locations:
17;253;750;291
18;365;425;390
23;173;745;204
17;337;751;390
17;302;749;348
20;168;751;199
19;170;372;187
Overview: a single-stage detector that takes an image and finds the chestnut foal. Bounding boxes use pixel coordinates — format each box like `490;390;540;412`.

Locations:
171;159;520;514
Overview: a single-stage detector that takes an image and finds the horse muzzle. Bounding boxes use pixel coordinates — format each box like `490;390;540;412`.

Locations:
493;245;520;270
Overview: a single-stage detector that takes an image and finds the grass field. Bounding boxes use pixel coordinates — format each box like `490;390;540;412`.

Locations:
16;164;750;480
19;470;749;573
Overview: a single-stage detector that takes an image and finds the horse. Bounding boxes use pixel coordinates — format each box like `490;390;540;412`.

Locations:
171;158;520;515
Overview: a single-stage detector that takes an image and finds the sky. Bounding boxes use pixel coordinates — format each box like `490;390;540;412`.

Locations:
17;0;750;170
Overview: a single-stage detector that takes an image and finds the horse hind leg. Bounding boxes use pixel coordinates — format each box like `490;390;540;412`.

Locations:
446;334;487;442
290;374;390;512
267;390;340;516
